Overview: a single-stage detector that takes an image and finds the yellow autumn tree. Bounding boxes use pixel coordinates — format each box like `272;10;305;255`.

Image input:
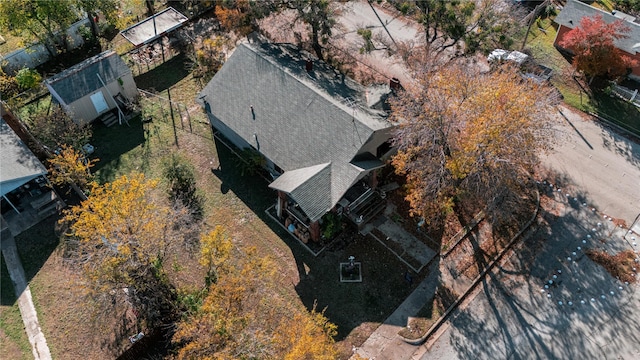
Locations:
390;63;557;227
199;225;232;286
61;173;195;329
48;145;97;199
174;246;337;359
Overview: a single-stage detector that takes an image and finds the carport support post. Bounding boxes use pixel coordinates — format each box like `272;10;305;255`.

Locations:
369;170;378;190
167;87;178;147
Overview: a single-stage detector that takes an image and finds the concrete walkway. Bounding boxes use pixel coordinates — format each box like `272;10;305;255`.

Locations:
363;213;438;273
355;260;441;360
1;219;52;360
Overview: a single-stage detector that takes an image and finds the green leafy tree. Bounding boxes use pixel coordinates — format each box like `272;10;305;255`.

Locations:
163;154;204;219
15;68;41;90
0;0;78;56
77;0;119;38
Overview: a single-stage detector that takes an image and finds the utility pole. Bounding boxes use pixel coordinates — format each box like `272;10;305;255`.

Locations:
367;0;398;50
521;0;550;50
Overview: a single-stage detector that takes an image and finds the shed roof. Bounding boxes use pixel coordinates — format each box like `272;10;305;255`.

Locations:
0;119;47;197
199;41;392;222
120;7;188;47
44;50;131;105
555;0;640;55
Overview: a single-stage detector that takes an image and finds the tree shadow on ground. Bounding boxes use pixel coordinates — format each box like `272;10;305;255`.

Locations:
209;134;437;342
445;177;640;359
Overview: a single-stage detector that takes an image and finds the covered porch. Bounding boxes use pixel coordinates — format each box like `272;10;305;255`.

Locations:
1;118;65;235
1;176;65;235
269;172;387;255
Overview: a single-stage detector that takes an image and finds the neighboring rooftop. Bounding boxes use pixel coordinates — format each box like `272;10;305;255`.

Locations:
0;118;47;197
44;50;131;105
199;41;392;222
555;0;640;55
120;7;188;47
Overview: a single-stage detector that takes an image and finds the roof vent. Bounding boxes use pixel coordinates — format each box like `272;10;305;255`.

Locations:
305;59;313;72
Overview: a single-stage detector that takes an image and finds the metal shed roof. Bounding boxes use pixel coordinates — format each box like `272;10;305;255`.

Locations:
44;50;130;105
120;7;188;47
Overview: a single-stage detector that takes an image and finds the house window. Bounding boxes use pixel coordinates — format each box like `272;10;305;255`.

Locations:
376;141;392;158
90;91;109;114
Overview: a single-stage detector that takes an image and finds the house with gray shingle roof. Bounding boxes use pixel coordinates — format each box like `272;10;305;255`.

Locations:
554;0;640;80
199;40;396;244
45;50;137;125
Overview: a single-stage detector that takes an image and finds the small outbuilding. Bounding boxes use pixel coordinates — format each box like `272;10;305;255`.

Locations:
45;50;137;125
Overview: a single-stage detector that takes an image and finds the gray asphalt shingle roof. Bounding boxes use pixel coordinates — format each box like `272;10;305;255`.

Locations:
199;41;392;222
45;50;131;105
555;0;640;55
0;119;47;197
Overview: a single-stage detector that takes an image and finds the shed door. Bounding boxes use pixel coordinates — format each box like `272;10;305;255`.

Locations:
90;91;109;114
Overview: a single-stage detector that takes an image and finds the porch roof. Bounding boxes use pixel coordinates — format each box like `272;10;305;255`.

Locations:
269;163;332;222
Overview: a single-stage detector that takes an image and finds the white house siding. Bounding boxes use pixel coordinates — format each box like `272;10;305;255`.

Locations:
66;73;137;125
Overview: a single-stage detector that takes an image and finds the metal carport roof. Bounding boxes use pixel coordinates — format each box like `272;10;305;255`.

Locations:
120;7;188;47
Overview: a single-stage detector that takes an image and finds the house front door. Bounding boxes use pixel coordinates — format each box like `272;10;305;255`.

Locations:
90;91;109;114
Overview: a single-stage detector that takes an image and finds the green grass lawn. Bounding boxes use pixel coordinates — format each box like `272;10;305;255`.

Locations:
0;31;25;56
0;258;32;360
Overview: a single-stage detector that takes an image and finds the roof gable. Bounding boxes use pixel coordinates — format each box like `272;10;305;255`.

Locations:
270;163;333;222
555;0;640;54
200;41;393;221
45;50;132;105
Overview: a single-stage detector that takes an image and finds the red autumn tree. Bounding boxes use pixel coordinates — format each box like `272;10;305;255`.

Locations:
559;14;638;81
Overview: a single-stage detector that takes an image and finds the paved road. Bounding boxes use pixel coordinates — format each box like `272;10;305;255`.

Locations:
416;107;640;359
542;106;640;223
334;0;421;86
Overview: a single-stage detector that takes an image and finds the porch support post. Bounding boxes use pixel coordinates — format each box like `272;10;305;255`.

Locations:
310;220;320;242
277;191;287;219
369;170;378;190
